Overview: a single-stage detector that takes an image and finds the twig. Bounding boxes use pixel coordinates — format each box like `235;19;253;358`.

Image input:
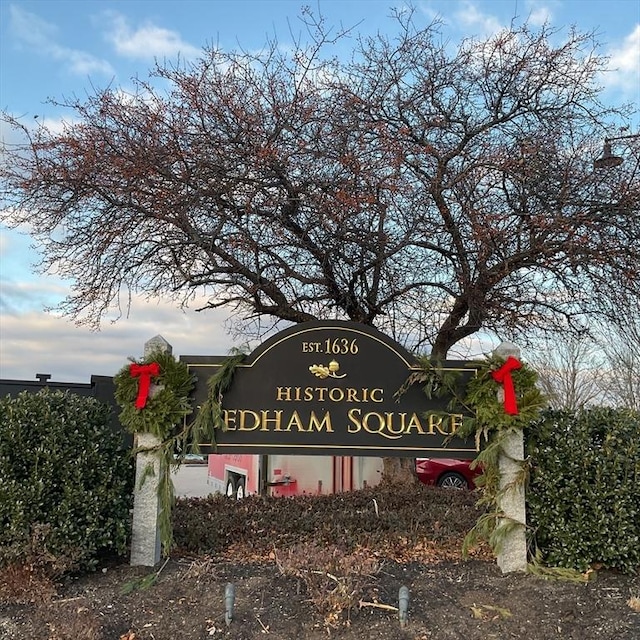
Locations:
359;600;398;612
256;616;270;633
157;556;171;576
52;595;86;604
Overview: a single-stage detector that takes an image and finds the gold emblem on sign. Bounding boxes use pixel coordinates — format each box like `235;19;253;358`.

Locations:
309;360;347;379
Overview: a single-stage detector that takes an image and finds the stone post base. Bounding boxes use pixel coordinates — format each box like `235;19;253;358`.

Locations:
130;432;162;567
497;430;528;573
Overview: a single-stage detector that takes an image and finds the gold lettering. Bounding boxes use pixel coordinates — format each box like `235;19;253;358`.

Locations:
285;411;305;431
450;414;464;434
276;387;291;401
428;414;448;435
230;405;460;439
347;408;362;433
276;386;386;403
385;412;405;435
328;387;344;402
405;413;426;434
260;410;283;431
363;411;383;432
309;411;333;432
238;410;261;431
362;412;402;440
223;409;237;430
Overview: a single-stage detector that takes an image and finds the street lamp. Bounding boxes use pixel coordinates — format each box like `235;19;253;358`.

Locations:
594;133;640;169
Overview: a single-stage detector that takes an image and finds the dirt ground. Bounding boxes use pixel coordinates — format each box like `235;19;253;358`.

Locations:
1;486;639;640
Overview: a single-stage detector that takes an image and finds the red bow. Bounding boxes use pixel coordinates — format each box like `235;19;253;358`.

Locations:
491;356;522;415
130;362;160;409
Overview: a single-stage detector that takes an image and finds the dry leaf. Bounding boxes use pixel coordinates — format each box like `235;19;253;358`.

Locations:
470;604;512;621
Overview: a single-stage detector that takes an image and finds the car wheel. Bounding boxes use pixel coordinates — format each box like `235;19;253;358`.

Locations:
226;478;236;498
236;479;245;500
437;472;468;489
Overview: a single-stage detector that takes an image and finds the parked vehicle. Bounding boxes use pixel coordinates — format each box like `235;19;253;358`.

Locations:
182;453;206;464
415;457;480;489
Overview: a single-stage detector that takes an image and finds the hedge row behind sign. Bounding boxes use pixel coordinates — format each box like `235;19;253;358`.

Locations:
182;321;478;458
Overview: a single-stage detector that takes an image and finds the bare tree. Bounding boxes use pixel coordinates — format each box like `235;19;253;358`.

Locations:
2;10;639;480
524;308;640;411
527;333;606;410
595;310;640;410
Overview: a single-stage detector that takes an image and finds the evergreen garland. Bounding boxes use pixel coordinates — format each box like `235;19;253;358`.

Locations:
114;349;196;555
114;348;247;555
192;349;246;447
114;349;195;440
407;354;545;563
457;355;544;561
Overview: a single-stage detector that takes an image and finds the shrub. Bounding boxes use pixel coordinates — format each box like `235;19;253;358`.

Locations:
277;543;380;628
173;484;485;560
526;408;640;574
0;389;134;573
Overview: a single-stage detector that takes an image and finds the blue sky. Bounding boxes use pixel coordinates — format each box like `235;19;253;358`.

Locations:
1;0;639;381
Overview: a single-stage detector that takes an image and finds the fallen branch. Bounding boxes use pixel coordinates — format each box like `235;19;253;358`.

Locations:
358;600;398;612
256;616;270;633
52;595;86;604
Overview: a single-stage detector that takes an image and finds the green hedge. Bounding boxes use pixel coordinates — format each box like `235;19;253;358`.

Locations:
0;389;134;572
526;408;640;574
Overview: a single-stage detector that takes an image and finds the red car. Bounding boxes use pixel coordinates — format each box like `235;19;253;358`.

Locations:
415;458;480;489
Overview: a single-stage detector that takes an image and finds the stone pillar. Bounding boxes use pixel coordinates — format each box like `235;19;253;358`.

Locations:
497;430;528;572
494;341;528;573
130;336;172;567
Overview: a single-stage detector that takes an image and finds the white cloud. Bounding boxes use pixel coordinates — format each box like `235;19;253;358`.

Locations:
604;24;640;96
0;227;39;280
526;5;552;27
0;247;239;382
0;278;65;315
8;4;58;47
0;295;236;382
453;1;504;37
0;117;28;151
0;231;10;257
62;49;113;76
8;5;114;77
418;0;556;36
101;11;201;61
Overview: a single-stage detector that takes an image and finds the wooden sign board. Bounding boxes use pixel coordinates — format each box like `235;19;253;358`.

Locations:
182;321;478;458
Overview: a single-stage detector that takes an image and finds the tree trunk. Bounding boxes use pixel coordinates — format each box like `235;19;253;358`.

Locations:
380;456;420;486
378;339;454;486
